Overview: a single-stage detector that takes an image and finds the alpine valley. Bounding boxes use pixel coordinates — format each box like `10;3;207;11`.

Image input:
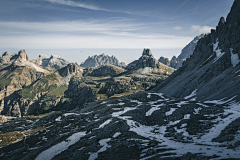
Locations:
1;0;240;160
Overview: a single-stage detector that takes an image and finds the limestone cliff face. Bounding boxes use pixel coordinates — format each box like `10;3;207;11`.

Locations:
158;35;204;69
158;57;170;66
80;53;126;68
175;34;205;69
17;50;29;62
57;63;83;77
0;52;11;64
154;0;240;102
0;50;52;117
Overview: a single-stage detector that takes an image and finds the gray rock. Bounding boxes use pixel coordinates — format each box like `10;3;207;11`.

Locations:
0;52;11;64
80;53;126;68
58;63;83;77
158;57;170;66
32;54;69;69
126;48;174;73
175;34;205;69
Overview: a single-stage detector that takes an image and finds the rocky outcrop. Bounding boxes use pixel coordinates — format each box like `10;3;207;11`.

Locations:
158;57;170;66
0;115;7;123
17;50;29;62
154;0;240;102
85;65;126;77
0;52;11;64
170;56;178;68
80;53;126;68
126;48;174;74
158;56;178;69
58;63;83;77
142;48;152;56
64;77;97;106
32;54;69;69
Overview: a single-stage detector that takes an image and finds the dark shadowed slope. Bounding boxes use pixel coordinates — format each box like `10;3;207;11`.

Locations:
154;0;240;102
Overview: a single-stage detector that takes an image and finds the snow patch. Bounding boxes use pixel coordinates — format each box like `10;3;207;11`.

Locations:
165;108;177;116
112;107;138;117
98;119;112;129
55;116;61;122
146;104;164;116
204;96;237;105
175;101;188;107
21;61;48;73
88;138;111;160
213;40;225;63
63;113;79;117
36;132;86;160
184;89;197;99
113;132;121;138
230;48;240;67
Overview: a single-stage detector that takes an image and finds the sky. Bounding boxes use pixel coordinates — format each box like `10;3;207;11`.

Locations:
0;0;235;64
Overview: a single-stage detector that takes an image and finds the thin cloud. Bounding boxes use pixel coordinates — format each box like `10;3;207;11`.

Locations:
174;26;182;31
46;0;106;11
0;20;192;49
45;0;141;15
190;25;214;34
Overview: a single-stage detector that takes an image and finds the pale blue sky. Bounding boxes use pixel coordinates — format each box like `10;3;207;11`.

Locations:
0;0;235;64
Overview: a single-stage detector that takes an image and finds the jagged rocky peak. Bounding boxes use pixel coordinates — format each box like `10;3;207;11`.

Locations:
32;54;69;69
158;56;178;69
2;51;10;57
158;56;170;66
58;63;83;77
142;48;152;56
17;49;29;62
173;34;205;69
0;52;11;64
126;48;174;74
80;53;126;68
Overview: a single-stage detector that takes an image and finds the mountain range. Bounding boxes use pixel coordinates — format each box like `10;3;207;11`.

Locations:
158;34;205;69
80;53;126;68
1;0;240;159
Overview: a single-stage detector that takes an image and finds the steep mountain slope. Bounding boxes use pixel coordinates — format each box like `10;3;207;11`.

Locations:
0;51;83;117
80;53;126;68
0;50;51;117
174;34;205;69
154;0;240;102
32;54;69;69
158;35;204;69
